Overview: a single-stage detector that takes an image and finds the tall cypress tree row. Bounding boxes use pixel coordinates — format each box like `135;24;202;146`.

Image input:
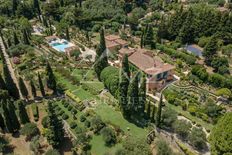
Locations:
178;8;195;43
13;31;19;45
0;74;7;90
3;64;20;100
19;77;28;100
33;0;41;15
119;54;130;116
22;29;30;45
7;101;20;131
147;100;151;119
151;106;156;123
46;63;57;94
143;24;156;49
156;94;163;128
1;101;14;133
0;113;5;130
38;73;45;97
17;100;30;124
139;75;146;117
127;74;139;117
203;36;218;65
30;80;37;98
94;28;108;79
12;0;18;15
46;101;64;148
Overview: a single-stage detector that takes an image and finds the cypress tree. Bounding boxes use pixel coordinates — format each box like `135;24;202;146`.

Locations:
140;29;144;48
119;54;130;116
7;38;12;48
203;36;218;65
156;94;163;128
19;77;28;100
12;0;18;15
178;8;195;44
0;90;10;102
17;100;30;124
66;27;70;41
0;113;5;130
139;75;146;117
38;73;45;97
33;0;41;15
46;62;57;94
127;74;139;117
94;28;108;79
3;64;20;100
7;101;20;131
0;74;7;90
1;101;14;133
13;31;19;45
151;106;156;123
60;0;64;7
147;100;151;119
22;29;30;45
46;101;64;148
144;24;156;49
30;80;37;98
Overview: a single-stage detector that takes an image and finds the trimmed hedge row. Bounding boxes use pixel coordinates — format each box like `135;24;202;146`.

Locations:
156;44;196;65
65;90;81;103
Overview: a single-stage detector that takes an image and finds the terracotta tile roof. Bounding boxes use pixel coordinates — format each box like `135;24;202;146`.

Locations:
106;40;119;48
115;39;128;46
128;49;175;75
105;35;121;41
119;48;135;56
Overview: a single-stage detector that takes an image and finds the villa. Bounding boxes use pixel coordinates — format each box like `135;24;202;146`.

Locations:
105;35;128;52
119;48;175;91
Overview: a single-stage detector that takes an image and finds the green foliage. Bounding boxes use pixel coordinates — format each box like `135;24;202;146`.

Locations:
156;95;163;127
42;116;49;128
122;137;152;155
161;107;177;129
46;62;57;94
31;104;39;122
70;122;77;129
17;100;30;124
173;120;192;140
19;77;28;99
188;127;207;150
210;113;232;155
156;140;174;155
45;149;60;155
7;43;33;57
62;113;69;120
94;28;108;79
216;88;232;98
101;127;116;146
38;73;45;97
3;64;20;99
20;123;39;140
0;136;9;153
100;66;119;97
156;44;196;65
90;115;105;133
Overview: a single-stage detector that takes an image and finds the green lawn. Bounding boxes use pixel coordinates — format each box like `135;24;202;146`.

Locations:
72;87;95;100
72;69;96;81
95;103;148;139
90;135;122;155
166;103;213;130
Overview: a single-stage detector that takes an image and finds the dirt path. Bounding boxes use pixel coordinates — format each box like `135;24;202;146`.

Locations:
0;37;23;99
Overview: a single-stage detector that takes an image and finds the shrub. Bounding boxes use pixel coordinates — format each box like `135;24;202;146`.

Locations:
20;123;39;140
188;127;207;150
80;115;86;122
101;127;117;146
70;122;77;129
71;109;77;115
58;110;64;116
31;104;39;121
173;120;192;140
64;102;69;108
42;116;48;128
62;114;69;120
85;120;91;128
156;140;173;155
68;105;73;111
45;149;60;155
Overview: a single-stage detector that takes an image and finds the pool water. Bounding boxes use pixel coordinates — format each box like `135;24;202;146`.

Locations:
50;41;71;52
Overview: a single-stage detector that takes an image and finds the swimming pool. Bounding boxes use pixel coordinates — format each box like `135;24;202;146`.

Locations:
185;45;203;57
49;40;73;52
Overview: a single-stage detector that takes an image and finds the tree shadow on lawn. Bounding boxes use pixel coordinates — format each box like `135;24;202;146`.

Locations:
125;115;149;128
